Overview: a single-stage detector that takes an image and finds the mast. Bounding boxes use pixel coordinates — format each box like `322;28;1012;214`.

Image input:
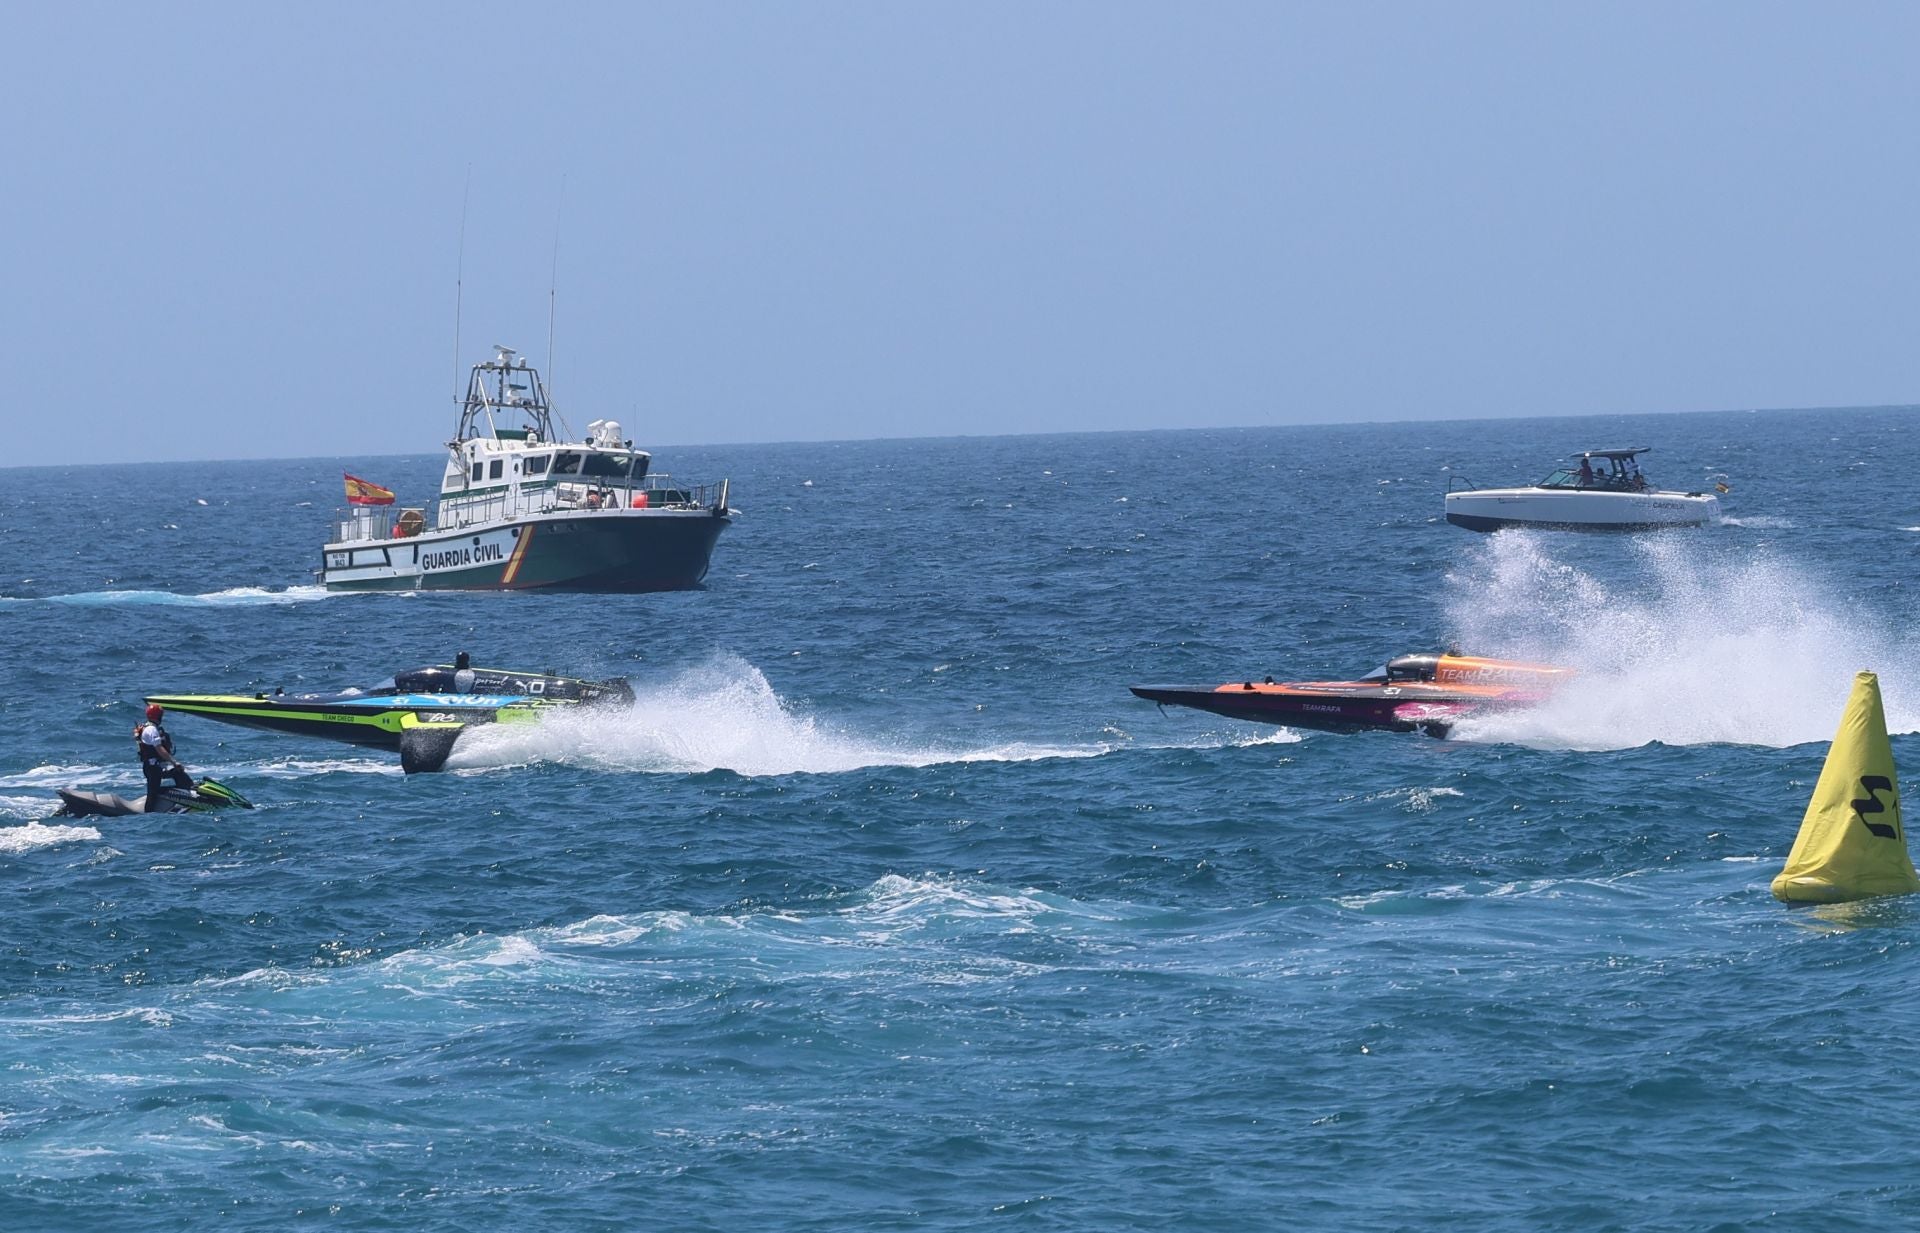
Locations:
453;347;560;444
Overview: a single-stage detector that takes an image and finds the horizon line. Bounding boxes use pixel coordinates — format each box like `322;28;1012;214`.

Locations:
4;399;1911;472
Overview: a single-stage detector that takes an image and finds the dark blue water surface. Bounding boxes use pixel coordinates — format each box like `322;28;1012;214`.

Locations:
3;409;1919;1231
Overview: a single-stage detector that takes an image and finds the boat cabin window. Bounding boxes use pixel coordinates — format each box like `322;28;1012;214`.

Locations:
1541;457;1646;491
552;451;636;480
1359;664;1390;682
489;460;503;480
524;454;550;476
470;461;483;482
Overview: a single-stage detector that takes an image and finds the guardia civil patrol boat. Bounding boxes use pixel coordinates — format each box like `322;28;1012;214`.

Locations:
321;346;731;591
146;658;636;773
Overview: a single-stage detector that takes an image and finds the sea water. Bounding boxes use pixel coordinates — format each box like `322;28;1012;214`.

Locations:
1;408;1917;1230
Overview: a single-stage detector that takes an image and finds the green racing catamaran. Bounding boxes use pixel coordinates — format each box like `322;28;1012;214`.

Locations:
146;658;635;773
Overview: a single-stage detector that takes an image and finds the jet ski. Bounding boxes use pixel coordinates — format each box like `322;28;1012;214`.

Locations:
145;659;636;773
54;777;254;818
1131;652;1569;736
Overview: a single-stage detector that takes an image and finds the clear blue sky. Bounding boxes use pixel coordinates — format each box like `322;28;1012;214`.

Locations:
7;2;1917;466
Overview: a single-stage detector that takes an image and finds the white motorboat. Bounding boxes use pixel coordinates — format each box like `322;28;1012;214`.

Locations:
320;346;732;591
1444;447;1721;532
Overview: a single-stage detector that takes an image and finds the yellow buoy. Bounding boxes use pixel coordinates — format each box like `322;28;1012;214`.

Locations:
1772;671;1919;904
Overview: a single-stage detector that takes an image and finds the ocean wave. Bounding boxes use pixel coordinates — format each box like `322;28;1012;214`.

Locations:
1334;874;1655;914
195;875;1154;1010
850;872;1127;932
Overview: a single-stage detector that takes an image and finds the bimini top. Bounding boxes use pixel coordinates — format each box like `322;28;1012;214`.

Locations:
1573;447;1651;461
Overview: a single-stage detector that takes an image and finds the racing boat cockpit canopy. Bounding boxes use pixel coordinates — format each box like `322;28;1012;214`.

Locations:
1358;654;1445;684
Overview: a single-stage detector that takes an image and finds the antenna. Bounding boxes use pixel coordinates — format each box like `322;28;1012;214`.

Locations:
452;164;472;405
547;173;567;406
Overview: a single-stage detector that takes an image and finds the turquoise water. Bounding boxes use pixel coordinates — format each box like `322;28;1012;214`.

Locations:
2;409;1918;1230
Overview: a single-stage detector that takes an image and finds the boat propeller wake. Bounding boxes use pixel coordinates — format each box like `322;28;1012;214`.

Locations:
441;655;1242;777
0;586;339;608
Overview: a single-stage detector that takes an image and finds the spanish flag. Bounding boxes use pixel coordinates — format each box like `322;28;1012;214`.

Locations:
344;473;396;506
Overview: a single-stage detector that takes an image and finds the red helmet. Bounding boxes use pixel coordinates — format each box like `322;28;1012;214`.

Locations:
145;703;164;721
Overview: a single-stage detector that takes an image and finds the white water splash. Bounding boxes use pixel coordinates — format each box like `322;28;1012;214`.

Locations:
444;655;1131;777
1443;533;1920;749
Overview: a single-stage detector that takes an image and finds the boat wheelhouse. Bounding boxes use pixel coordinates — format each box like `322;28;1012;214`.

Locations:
1444;446;1721;532
322;346;731;590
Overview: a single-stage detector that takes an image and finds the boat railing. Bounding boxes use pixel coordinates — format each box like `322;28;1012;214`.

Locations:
1446;475;1482;493
333;506;425;543
434;475;727;532
332;476;728;542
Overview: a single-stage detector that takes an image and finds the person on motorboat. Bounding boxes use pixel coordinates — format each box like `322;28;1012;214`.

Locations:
136;703;195;812
1577;457;1594;486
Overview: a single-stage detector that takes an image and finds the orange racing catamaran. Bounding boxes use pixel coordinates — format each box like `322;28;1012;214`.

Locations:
1131;652;1569;737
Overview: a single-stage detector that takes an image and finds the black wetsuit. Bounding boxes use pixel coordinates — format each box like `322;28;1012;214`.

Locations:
139;722;194;812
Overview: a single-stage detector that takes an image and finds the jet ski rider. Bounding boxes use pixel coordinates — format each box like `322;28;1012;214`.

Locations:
136;703;195;812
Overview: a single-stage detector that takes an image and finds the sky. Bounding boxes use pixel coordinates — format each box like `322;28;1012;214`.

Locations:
6;2;1918;466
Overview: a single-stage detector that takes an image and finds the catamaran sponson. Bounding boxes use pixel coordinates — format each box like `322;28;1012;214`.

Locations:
146;663;636;773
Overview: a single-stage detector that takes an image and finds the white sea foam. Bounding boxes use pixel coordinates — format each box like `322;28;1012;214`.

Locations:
0;793;56;819
548;912;709;949
855;873;1074;929
443;655;1142;777
186;877;1150;1013
1362;785;1465;812
0;821;101;853
9;1006;172;1028
0;764;111;789
1443;533;1920;749
1218;728;1306;748
245;756;402;778
536;877;1118;963
3;585;339;607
